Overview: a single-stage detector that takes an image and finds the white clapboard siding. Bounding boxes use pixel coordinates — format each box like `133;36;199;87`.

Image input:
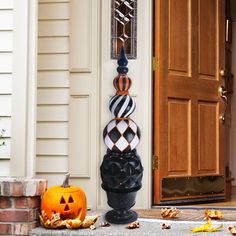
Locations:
38;71;69;88
38;37;69;53
0;160;10;176
0;0;13;9
36;1;70;178
38;20;69;37
37;88;69;104
36;139;68;156
36;156;68;173
37;122;68;138
0;31;13;51
38;3;69;20
39;0;69;3
0;117;11;137
0;2;13;176
37;105;68;121
0;10;13;30
38;54;69;71
0;95;11;116
0;74;12;94
35;173;67;187
0;53;12;73
0;139;11;158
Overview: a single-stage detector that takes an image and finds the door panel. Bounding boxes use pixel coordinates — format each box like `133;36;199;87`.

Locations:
169;0;189;73
199;0;217;77
168;99;191;176
153;0;226;204
198;102;219;174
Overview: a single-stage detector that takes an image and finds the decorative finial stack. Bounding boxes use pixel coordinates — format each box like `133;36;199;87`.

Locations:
100;46;143;224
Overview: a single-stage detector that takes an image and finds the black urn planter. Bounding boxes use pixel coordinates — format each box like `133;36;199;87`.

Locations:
100;150;143;223
100;47;143;224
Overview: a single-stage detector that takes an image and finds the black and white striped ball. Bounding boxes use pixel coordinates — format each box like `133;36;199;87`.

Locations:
103;119;140;152
109;95;135;118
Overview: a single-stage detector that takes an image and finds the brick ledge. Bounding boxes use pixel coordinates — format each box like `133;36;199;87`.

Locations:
0;178;47;197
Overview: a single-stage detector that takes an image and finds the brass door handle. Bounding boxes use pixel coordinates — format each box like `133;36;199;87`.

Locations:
219;86;228;103
219;86;228;124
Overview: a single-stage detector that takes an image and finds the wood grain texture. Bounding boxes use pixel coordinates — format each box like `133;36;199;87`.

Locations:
154;0;226;204
168;99;190;175
198;102;219;173
168;0;189;73
199;0;217;77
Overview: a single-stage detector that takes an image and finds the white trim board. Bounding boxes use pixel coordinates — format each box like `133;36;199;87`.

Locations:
10;0;37;177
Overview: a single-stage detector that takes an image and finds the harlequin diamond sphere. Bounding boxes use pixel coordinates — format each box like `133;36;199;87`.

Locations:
109;94;136;118
103;119;140;152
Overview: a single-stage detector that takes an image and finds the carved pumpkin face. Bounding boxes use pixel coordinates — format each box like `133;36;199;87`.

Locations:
40;175;87;221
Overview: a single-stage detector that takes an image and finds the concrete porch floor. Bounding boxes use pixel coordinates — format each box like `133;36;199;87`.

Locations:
30;211;236;236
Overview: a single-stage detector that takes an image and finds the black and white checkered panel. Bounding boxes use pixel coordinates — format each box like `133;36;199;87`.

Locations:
109;95;136;118
103;119;140;152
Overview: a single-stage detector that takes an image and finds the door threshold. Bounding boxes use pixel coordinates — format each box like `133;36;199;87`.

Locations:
152;205;236;210
157;195;225;205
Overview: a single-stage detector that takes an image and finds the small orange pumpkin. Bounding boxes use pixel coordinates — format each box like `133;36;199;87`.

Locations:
40;173;87;221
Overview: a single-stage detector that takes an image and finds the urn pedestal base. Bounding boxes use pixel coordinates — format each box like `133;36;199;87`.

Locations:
106;209;138;224
105;191;138;224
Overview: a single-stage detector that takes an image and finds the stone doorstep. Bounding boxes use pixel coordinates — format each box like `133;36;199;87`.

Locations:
30;221;233;236
29;211;235;236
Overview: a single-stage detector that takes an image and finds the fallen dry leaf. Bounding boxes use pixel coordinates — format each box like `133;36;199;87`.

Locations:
191;218;223;233
90;225;96;230
161;208;180;218
162;223;171;230
205;210;223;219
81;215;99;228
228;226;236;235
65;219;82;229
39;212;99;229
39;211;65;229
100;222;111;227
127;221;140;229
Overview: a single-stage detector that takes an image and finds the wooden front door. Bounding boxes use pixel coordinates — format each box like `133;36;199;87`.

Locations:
153;0;231;204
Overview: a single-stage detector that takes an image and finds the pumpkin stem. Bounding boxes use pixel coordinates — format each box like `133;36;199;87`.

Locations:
62;173;70;188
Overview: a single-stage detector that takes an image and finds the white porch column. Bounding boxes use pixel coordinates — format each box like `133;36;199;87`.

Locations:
10;0;38;177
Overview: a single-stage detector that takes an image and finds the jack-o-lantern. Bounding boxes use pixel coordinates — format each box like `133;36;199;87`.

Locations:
40;173;87;221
